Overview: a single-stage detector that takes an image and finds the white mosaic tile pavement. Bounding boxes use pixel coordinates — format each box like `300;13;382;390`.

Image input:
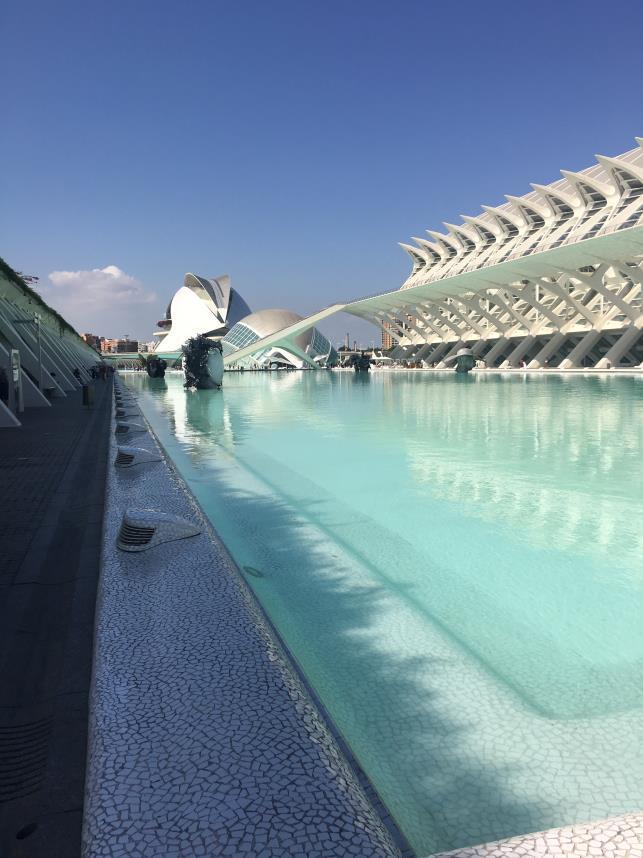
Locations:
428;812;643;858
82;379;401;857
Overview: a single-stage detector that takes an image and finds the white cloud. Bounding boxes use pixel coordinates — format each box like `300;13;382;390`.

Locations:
41;265;158;338
47;265;155;307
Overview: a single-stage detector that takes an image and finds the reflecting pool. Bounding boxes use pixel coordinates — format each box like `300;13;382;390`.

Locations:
126;371;643;855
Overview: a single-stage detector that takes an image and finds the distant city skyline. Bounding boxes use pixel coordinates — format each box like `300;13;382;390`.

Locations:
3;0;643;345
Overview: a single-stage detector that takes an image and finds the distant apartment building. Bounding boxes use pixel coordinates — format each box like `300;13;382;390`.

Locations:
101;337;139;354
81;332;102;351
382;315;420;351
381;321;398;350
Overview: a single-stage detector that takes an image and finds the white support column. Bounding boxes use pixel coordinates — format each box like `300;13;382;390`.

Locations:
568;263;640;323
412;306;450;341
528;331;568;368
595;323;643;368
471;293;511;334
0;300;79;391
382;312;412;343
413;343;435;362
488;291;530;333
433;306;465;339
437;340;465;368
51;333;92;379
20;324;77;391
538;276;598;327
483;336;512;367
50;329;94;381
520;281;564;331
436;300;485;338
500;335;537;368
0;307;67;397
559;329;603;368
401;313;432;343
424;341;451;365
470;338;491;357
37;326;84;387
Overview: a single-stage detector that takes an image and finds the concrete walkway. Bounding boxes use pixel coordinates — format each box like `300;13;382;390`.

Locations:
0;379;112;857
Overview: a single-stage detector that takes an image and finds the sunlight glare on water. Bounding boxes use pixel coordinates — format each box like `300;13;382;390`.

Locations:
127;370;643;855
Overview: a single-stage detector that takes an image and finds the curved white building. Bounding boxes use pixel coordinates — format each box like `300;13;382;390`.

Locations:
154;274;251;353
223;139;643;371
222;309;337;368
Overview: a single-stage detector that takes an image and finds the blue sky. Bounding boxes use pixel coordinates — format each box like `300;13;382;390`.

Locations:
3;0;643;346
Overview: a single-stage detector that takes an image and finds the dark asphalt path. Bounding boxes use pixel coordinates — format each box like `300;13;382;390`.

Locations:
0;379;112;858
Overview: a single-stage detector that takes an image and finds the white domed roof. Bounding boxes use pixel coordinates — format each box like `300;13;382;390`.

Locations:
238;309;309;345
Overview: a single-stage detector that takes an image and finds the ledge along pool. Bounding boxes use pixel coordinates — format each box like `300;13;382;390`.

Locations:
126;371;643;856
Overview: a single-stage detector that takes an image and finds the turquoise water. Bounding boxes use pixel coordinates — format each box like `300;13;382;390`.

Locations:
127;371;643;855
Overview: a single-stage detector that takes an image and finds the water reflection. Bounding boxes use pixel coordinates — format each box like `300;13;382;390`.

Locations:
125;371;643;854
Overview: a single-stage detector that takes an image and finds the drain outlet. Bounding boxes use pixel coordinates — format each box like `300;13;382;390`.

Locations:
117;509;201;552
114;421;146;436
114;446;161;469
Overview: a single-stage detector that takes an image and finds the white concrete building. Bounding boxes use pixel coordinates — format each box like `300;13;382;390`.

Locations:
154;274;337;368
154;273;251;352
223;140;643;370
0;261;101;428
222;309;337;368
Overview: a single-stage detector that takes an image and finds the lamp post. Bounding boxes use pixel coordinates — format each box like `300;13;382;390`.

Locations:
12;311;43;389
34;313;43;389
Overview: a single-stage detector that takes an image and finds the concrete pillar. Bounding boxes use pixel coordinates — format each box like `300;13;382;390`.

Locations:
595;324;642;368
413;343;435;363
37;327;83;387
528;332;568;368
48;331;91;380
18;323;77;391
500;335;537;368
471;339;490;357
483;336;511;367
0;301;78;391
559;329;603;369
437;340;465;368
424;342;450;365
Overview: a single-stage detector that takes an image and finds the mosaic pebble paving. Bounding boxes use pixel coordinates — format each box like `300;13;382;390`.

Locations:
430;812;643;857
83;380;400;857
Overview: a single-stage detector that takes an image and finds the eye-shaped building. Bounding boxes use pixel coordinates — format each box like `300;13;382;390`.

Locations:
153;274;252;353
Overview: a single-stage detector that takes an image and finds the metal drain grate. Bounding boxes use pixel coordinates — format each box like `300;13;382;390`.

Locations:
0;718;52;804
117;522;156;548
115;450;135;466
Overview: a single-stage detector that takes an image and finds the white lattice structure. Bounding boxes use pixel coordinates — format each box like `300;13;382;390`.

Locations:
223;140;643;370
358;140;643;369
